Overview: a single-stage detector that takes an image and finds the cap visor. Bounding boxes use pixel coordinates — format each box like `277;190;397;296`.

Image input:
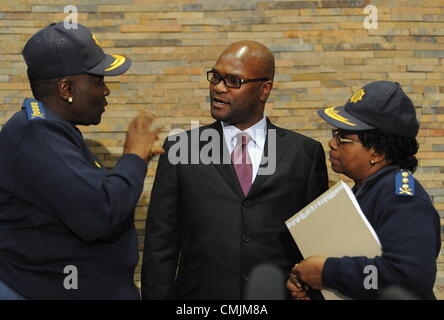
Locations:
317;106;375;131
85;53;131;76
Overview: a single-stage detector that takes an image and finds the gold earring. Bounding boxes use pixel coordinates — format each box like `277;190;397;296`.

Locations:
68;97;73;103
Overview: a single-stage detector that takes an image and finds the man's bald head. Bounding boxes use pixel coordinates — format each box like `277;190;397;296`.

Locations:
216;40;275;81
209;41;275;130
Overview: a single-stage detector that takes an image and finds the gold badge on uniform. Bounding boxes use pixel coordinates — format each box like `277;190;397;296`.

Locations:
395;170;415;196
23;98;46;120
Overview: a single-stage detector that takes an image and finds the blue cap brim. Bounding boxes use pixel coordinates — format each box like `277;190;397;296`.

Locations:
86;53;131;76
318;106;375;131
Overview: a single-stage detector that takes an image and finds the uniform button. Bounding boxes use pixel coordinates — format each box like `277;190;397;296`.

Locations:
242;234;250;243
242;273;249;281
242;200;250;207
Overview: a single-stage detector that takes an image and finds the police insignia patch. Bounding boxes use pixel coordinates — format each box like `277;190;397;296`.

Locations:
23;98;46;120
395;170;415;196
350;88;365;103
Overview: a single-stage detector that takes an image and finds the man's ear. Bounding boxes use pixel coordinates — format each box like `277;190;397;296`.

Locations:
58;78;73;102
259;81;273;103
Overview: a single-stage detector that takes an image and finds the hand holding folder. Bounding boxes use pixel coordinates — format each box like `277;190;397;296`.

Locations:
285;181;382;300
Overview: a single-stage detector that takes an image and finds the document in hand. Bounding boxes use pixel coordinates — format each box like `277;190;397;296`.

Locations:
285;181;382;300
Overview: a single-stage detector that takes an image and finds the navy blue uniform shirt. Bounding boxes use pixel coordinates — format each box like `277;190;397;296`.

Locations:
322;165;441;299
0;99;147;299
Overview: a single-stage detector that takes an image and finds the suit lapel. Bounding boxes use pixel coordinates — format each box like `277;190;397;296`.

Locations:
247;119;289;197
207;119;289;199
208;121;245;199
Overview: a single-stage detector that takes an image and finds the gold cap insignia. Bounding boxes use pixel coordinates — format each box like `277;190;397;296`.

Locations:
105;55;126;71
350;88;365;103
324;107;356;126
92;34;101;47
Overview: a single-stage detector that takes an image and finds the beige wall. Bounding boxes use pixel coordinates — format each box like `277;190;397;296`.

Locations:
1;0;443;298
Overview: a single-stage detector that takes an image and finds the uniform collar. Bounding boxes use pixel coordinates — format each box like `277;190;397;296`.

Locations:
22;98;85;139
352;164;400;198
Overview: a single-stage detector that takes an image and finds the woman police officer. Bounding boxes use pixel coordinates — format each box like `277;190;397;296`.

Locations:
287;81;441;300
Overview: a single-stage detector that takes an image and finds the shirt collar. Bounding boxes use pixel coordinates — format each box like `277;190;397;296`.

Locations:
221;116;267;148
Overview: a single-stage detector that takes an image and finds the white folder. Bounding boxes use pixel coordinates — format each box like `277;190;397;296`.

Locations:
285;181;382;300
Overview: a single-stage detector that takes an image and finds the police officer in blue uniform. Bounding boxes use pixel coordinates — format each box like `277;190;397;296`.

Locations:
0;22;162;299
287;81;441;299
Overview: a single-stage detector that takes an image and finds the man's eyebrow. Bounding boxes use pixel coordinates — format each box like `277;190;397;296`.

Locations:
212;68;242;78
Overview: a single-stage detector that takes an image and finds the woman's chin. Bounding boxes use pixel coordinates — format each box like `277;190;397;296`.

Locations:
330;162;343;174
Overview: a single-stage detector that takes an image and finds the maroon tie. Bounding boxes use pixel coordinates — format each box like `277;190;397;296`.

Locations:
231;134;252;196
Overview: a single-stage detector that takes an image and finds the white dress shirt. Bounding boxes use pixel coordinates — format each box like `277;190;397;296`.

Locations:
221;116;267;183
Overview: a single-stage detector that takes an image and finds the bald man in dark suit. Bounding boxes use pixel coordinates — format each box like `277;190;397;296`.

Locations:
141;41;328;300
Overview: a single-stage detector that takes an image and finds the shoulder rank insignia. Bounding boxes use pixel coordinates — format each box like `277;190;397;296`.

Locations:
23;98;46;120
395;170;415;197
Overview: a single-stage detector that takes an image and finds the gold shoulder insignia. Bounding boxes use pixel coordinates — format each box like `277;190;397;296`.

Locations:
395;170;415;197
23;98;46;120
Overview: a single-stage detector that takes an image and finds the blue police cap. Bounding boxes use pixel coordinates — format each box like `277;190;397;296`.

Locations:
22;22;131;80
318;81;419;138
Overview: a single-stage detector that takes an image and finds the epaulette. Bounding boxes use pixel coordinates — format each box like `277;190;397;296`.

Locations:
395;169;415;197
22;98;46;120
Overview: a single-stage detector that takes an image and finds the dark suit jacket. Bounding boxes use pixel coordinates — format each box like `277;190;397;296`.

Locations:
141;118;328;300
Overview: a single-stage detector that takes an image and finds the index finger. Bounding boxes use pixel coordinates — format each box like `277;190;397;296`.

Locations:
291;263;299;274
136;110;153;128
